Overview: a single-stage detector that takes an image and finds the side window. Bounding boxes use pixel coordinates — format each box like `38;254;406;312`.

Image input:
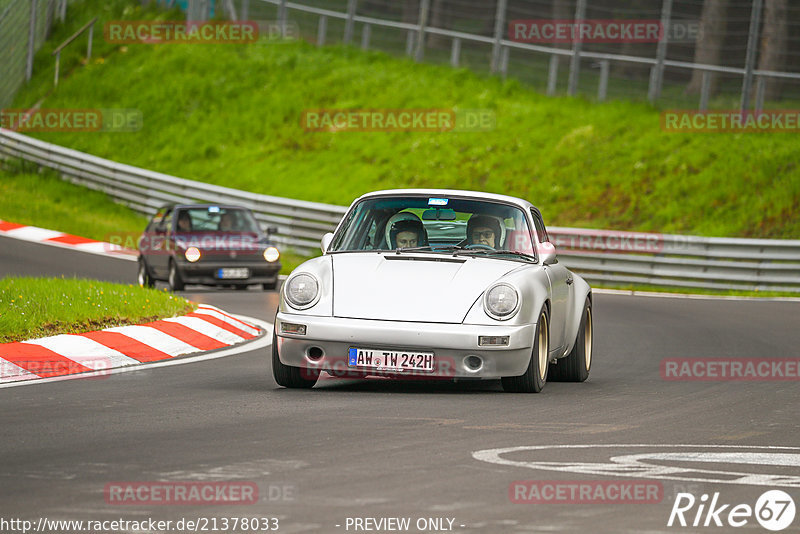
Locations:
530;209;550;243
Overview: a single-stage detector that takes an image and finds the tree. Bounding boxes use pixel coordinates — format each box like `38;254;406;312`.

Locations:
686;0;730;95
757;0;788;101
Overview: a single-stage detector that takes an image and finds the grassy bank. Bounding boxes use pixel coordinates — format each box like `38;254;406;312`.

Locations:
10;25;799;238
0;276;194;342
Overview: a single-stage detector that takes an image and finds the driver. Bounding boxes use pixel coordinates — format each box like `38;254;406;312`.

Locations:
467;214;502;248
176;211;193;232
389;219;427;249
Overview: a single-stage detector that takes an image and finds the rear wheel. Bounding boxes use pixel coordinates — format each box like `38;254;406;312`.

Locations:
168;260;185;291
502;307;549;393
549;298;592;382
137;258;155;288
272;327;319;388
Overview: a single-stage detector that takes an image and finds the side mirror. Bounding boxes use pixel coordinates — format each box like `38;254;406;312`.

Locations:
538;241;557;265
266;225;279;235
320;232;334;254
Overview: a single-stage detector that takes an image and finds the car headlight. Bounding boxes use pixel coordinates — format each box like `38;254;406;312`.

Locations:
263;246;280;262
184;247;201;262
285;273;319;309
484;283;519;320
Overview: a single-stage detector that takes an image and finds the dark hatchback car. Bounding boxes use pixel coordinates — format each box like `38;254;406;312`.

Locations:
137;204;282;291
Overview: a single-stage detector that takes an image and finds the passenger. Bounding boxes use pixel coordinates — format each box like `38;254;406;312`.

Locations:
467;214;502;249
389;219;427;249
176;211;192;233
218;212;235;231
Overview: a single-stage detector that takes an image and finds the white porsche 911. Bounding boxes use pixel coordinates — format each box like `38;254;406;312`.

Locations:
272;189;592;393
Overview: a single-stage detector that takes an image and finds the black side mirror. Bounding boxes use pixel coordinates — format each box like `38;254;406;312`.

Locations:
266;225;279;235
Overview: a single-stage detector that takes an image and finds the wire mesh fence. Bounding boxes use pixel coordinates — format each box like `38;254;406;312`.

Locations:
0;0;67;108
228;0;800;110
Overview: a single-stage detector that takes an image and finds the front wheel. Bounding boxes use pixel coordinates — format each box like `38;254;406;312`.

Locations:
549;297;592;382
137;258;155;288
502;307;549;393
168;260;185;291
271;327;319;388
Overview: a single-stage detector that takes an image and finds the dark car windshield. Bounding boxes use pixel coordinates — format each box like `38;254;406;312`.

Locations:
175;207;261;234
328;196;536;257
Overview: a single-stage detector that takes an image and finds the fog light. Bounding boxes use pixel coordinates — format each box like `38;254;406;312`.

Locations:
478;335;509;347
280;322;306;335
464;355;483;371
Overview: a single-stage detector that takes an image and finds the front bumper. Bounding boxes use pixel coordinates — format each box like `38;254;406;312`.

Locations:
275;313;535;379
177;260;281;285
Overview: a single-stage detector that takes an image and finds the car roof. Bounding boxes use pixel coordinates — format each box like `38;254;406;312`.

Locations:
158;203;256;211
353;189;537;211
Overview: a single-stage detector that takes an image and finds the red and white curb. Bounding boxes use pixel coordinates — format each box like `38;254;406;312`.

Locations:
0;219;137;260
0;304;264;384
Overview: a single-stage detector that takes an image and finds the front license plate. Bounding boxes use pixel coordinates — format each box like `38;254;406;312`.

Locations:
348;347;434;372
216;267;249;279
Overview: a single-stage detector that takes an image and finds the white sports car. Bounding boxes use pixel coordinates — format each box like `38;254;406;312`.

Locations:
272;189;592;392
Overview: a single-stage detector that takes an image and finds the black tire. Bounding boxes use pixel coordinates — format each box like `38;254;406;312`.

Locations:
549;298;592;382
168;260;185;291
137;258;155;288
272;327;319;388
235;285;249;291
502;307;549;393
262;281;278;291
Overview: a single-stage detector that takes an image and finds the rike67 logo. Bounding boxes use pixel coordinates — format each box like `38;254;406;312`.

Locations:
668;490;796;531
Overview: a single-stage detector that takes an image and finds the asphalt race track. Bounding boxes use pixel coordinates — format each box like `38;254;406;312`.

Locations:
1;235;799;533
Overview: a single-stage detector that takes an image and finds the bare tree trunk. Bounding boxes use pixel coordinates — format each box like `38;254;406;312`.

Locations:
685;0;729;95
757;0;788;101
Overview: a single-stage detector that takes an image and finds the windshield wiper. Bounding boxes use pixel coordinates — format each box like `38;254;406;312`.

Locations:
392;245;466;254
454;249;538;262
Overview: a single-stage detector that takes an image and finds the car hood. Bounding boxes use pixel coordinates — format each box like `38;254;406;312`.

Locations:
331;253;517;323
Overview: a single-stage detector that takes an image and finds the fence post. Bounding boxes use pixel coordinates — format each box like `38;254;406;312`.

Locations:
241;0;249;21
598;60;609;101
317;15;327;46
754;76;766;114
490;0;508;73
414;0;430;62
500;46;509;79
278;0;287;25
568;0;587;96
450;37;461;67
87;21;94;60
361;24;370;50
699;70;711;111
59;0;66;22
26;0;37;82
547;55;559;96
740;0;763;113
54;51;60;87
649;0;673;103
343;0;357;44
405;30;415;56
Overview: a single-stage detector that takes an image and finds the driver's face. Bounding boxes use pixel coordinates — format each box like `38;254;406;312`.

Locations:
472;226;495;247
396;231;418;249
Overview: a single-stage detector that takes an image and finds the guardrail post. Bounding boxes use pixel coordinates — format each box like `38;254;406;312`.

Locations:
547;55;559;96
490;0;507;73
450;37;461;67
361;23;370;50
343;0;357;44
740;0;763;113
26;0;37;82
568;0;587;96
699;70;711;111
648;0;673;103
317;15;327;46
414;0;430;62
598;60;609;101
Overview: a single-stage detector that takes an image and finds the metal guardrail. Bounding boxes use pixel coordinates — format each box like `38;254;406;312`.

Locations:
1;128;799;293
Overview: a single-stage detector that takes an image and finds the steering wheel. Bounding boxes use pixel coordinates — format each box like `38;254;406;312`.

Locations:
464;243;495;251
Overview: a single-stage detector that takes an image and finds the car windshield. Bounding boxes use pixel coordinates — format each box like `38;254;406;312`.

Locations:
175;207;261;234
329;196;536;258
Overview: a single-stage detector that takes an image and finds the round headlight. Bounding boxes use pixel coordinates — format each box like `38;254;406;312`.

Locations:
184;246;201;262
285;273;319;309
263;246;280;263
484;283;519;319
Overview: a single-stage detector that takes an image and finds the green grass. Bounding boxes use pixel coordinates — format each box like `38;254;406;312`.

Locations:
0;276;194;342
592;282;800;299
0;164;148;242
12;29;799;238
